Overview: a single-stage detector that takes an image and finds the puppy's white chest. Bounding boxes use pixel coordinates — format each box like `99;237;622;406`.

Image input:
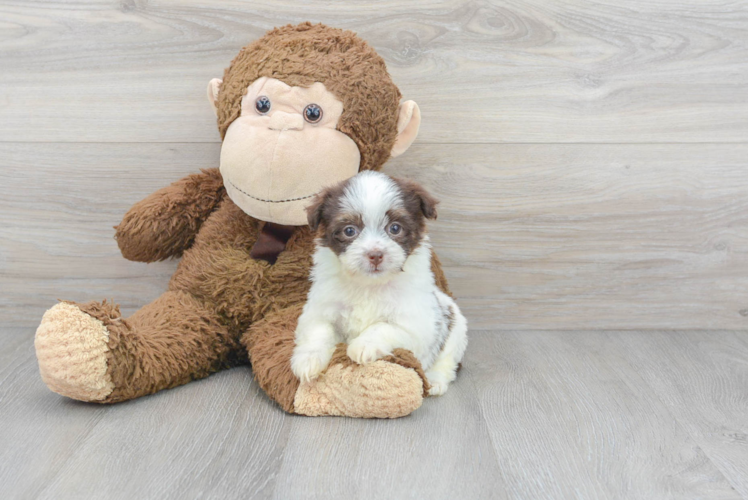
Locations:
335;287;401;341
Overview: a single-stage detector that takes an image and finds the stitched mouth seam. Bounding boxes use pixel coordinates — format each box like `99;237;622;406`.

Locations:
228;179;318;203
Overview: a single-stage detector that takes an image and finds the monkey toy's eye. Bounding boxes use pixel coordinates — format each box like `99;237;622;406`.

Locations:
255;96;271;114
343;225;358;238
388;223;402;235
304;103;323;123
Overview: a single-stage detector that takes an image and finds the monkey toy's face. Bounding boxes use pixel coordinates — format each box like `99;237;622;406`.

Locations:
208;77;420;226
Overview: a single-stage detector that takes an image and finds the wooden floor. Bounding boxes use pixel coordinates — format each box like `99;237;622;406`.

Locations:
1;327;747;499
2;0;748;498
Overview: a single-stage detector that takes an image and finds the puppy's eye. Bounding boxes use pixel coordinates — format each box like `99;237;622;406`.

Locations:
304;103;323;123
388;223;402;235
342;226;358;238
255;96;271;114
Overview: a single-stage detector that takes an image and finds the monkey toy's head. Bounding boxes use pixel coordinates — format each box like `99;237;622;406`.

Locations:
207;22;421;226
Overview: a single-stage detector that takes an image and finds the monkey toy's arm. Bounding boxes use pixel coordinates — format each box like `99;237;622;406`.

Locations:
115;168;226;262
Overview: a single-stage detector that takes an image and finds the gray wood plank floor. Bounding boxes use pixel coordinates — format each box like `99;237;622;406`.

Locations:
2;327;746;500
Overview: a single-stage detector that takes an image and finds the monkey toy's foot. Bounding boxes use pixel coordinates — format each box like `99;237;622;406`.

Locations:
35;302;115;402
293;345;430;418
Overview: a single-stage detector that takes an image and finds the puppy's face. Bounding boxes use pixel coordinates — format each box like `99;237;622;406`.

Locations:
307;171;438;278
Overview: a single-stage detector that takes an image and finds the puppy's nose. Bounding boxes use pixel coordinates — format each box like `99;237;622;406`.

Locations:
367;251;383;266
268;111;304;131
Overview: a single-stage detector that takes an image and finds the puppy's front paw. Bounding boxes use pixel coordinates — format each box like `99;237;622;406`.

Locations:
425;368;453;397
291;347;333;384
427;380;449;397
347;341;391;365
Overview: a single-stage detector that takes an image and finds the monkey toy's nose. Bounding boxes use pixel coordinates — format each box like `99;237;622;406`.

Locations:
367;251;384;267
268;111;304;131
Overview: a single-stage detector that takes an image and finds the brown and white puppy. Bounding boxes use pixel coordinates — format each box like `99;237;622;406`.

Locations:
291;171;468;396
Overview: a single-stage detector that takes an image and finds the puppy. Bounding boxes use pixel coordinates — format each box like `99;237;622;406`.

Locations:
291;171;468;396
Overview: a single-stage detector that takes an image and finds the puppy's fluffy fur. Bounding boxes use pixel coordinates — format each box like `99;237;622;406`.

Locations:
291;171;468;396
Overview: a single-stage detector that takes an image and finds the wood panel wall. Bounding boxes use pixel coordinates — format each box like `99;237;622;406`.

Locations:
1;0;746;329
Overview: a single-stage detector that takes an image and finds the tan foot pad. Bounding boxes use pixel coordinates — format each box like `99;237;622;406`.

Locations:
35;302;114;402
293;359;424;418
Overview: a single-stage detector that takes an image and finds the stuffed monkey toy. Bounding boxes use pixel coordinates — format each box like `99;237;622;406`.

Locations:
34;22;452;418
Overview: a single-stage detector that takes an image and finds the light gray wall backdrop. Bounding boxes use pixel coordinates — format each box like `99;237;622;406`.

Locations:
1;0;747;330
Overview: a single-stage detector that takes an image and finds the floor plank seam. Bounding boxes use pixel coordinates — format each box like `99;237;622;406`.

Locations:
458;360;520;499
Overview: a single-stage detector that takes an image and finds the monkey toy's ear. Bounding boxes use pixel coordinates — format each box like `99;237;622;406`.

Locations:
390;101;421;158
207;78;222;115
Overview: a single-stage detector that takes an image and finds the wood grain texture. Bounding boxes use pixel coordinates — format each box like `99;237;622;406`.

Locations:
0;0;747;143
2;142;746;329
0;328;112;499
0;327;292;500
604;331;748;498
464;330;745;499
272;372;505;500
3;327;748;499
396;143;748;330
34;369;291;500
2;1;748;499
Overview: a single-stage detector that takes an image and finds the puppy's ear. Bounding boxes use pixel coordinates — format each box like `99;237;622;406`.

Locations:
305;192;328;231
416;186;439;220
394;177;439;220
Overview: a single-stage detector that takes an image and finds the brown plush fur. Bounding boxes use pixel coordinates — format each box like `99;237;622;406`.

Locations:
327;345;432;397
115;169;226;262
37;23;455;415
243;305;304;413
169;197;315;331
78;182;451;409
76;292;243;403
216;22;402;172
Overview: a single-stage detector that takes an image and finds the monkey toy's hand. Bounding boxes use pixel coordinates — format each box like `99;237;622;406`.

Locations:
115;169;225;262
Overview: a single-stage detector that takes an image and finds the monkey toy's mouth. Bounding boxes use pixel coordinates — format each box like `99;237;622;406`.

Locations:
222;174;327;226
227;179;319;204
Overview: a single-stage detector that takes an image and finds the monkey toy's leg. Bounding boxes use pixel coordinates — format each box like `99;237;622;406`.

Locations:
243;305;430;418
35;290;242;403
35;168;241;402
